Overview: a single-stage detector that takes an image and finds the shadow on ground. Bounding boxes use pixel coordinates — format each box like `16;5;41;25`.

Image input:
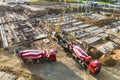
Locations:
24;61;84;80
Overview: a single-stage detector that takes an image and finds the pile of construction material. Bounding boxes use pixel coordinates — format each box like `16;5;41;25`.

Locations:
99;54;117;67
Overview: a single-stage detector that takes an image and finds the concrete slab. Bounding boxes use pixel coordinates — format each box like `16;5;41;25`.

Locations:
62;24;72;29
113;38;120;44
84;37;101;44
85;27;99;32
34;34;47;40
103;25;112;29
0;71;5;77
63;27;79;32
91;29;104;33
72;22;84;26
98;33;109;38
55;20;77;26
117;21;120;24
110;28;119;33
79;24;90;28
104;41;117;50
112;21;119;26
0;72;17;80
75;32;89;39
97;45;110;54
117;26;120;30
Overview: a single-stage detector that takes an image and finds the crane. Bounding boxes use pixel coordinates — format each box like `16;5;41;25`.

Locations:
52;0;71;42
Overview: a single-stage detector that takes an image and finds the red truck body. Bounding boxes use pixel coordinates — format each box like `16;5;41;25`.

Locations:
18;49;56;63
70;44;101;74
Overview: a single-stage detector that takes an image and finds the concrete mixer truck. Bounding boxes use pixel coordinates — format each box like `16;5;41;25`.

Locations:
58;40;101;74
16;48;56;64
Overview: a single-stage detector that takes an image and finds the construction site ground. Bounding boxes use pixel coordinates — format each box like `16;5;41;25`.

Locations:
0;42;120;80
1;1;120;80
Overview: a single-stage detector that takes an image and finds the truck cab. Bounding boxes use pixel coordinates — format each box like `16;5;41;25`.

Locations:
88;60;101;74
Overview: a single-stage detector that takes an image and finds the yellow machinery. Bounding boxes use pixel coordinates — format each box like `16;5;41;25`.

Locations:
52;0;72;42
64;0;73;3
52;9;65;42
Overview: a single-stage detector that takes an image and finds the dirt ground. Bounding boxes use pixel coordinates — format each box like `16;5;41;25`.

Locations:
0;1;120;79
111;50;120;70
0;39;120;80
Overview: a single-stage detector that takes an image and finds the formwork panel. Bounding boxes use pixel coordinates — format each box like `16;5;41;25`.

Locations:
63;27;79;32
83;37;101;44
75;31;89;39
96;45;111;54
98;33;109;38
113;38;120;45
104;41;117;50
85;27;99;32
91;29;104;33
79;24;90;28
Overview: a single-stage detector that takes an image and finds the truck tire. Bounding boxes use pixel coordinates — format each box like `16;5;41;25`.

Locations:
23;60;28;65
81;62;87;70
36;59;40;64
87;70;92;75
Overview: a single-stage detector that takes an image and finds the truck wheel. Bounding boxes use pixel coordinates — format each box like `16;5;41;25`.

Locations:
78;60;82;64
23;60;28;65
87;70;92;74
36;59;40;64
94;70;100;75
81;62;87;70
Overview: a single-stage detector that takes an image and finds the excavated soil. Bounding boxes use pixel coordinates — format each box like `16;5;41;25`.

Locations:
0;65;44;80
0;3;120;80
112;50;120;60
99;54;117;67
